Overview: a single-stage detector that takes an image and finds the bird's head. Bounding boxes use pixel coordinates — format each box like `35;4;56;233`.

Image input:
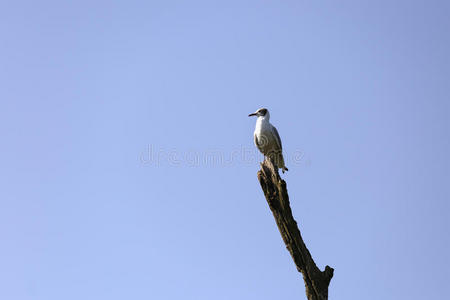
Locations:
248;108;269;119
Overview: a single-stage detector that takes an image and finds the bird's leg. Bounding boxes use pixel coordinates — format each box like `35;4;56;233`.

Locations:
266;152;279;169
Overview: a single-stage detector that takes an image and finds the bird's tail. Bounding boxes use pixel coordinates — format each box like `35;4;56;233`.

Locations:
269;151;288;173
277;152;288;174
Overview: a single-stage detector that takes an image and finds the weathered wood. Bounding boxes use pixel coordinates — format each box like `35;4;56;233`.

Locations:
257;159;334;300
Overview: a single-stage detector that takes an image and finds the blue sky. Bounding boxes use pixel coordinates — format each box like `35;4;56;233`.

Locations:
1;1;449;299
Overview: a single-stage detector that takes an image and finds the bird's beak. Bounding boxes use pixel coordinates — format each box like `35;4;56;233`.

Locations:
248;112;257;117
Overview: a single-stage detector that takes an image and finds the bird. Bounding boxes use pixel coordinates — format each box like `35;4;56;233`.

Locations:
249;108;288;173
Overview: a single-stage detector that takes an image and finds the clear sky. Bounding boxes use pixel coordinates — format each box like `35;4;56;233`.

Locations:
1;1;449;299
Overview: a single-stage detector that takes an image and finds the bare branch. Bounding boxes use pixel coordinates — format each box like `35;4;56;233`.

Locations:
257;159;334;300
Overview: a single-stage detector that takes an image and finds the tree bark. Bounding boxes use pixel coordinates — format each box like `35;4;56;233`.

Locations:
257;159;334;300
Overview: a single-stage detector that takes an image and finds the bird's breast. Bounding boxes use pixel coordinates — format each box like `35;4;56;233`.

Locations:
254;121;276;154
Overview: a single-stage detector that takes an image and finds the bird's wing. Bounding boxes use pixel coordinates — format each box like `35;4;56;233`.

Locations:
272;126;283;150
254;133;264;153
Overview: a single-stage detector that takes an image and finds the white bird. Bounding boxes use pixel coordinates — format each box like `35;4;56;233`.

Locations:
249;108;288;173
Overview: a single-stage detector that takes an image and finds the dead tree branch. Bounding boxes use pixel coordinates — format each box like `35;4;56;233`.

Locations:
257;159;334;300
